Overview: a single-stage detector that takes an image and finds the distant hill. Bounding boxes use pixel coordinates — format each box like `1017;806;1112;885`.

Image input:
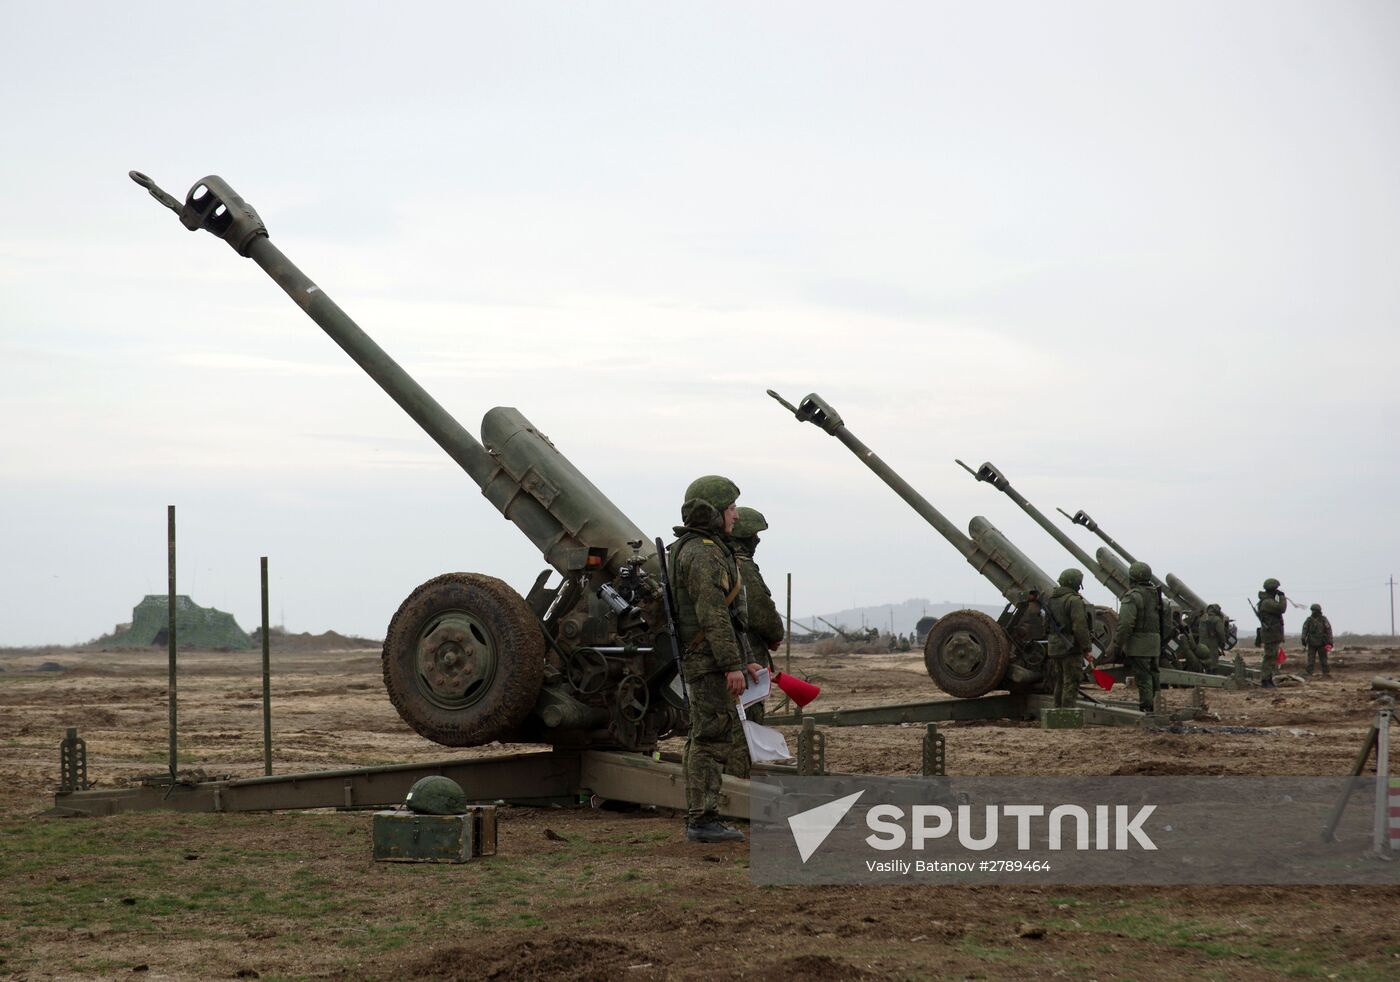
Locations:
800;598;1003;637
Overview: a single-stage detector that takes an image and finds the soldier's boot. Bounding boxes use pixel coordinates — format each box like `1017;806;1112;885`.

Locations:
1305;651;1315;676
1260;677;1276;689
685;820;744;843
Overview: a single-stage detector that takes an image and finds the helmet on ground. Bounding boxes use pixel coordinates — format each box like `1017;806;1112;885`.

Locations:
1128;561;1153;584
1263;577;1280;592
731;506;769;539
405;775;467;815
1058;568;1084;590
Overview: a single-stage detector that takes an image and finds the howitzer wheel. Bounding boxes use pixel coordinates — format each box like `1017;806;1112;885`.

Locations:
382;572;544;747
923;609;1011;698
1089;607;1119;655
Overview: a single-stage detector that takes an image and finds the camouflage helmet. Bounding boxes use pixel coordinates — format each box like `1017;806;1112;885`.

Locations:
1128;561;1153;584
1058;568;1084;590
1262;577;1280;592
405;775;467;815
683;475;739;513
731;506;768;539
1310;603;1322;613
1207;603;1221;614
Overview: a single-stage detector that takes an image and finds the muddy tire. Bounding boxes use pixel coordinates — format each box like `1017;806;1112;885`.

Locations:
382;572;544;746
1089;607;1118;653
923;609;1011;698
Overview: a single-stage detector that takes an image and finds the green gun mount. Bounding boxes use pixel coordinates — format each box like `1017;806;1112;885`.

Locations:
768;390;1115;698
957;460;1131;599
131;171;684;753
1058;507;1238;651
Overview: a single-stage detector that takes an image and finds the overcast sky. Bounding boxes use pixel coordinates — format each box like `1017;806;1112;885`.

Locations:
2;1;1397;646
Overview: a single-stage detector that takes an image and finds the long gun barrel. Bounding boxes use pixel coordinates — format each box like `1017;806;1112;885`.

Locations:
769;391;1054;603
1057;507;1194;611
957;460;1130;598
132;171;687;752
1057;506;1238;650
131;172;652;580
814;615;854;640
1165;574;1207;613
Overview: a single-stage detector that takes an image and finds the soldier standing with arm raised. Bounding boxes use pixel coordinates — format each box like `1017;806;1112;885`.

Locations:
1107;562;1168;714
726;506;784;779
669;476;760;843
1046;569;1093;709
1301;603;1334;677
1256;578;1287;689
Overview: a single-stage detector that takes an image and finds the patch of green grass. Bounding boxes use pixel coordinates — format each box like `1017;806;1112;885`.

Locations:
1045;910;1389;980
956;938;1032;965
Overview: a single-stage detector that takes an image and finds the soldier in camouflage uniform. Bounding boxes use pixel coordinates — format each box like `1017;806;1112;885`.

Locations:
669;475;760;843
1256;578;1287;689
1108;562;1168;713
1301;603;1334;677
1167;610;1202;672
725;506;784;779
1196;603;1229;672
1046;568;1092;709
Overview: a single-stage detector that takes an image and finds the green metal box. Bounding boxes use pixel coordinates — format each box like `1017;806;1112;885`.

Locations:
372;807;498;863
1040;708;1085;730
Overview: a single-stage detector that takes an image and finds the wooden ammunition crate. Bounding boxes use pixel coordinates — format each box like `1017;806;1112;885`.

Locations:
371;806;498;863
1040;708;1085;730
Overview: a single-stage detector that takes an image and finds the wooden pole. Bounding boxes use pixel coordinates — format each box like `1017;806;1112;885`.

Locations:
167;505;178;779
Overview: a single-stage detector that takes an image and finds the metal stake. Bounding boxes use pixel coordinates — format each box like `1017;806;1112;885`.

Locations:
167;505;178;779
785;572;792;676
921;723;946;777
261;556;272;776
60;728;88;792
1374;698;1392;856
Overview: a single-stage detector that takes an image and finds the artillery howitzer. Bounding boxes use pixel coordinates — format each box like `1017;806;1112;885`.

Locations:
1057;507;1238;651
768;391;1116;698
958;461;1252;685
130;171;685;753
813;615;882;645
956;461;1131;599
814;615;858;642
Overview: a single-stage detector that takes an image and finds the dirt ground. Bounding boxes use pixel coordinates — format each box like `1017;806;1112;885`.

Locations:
3;638;1399;980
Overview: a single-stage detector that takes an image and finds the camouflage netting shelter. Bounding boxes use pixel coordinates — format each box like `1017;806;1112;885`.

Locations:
108;595;255;650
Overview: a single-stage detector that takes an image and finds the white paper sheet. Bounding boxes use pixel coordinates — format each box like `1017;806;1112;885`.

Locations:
738;667;771;707
741;719;791;762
